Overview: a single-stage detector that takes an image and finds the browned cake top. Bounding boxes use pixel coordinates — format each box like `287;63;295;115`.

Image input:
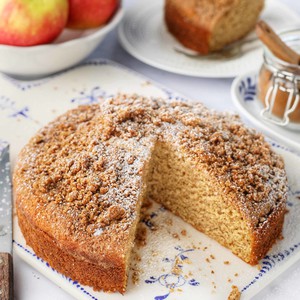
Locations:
166;0;238;25
14;95;287;261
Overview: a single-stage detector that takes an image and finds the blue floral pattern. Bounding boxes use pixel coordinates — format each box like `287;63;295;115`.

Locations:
268;139;300;158
286;185;300;207
142;206;165;229
0;59;110;91
242;242;300;292
160;87;188;102
238;76;257;101
71;86;114;105
145;246;200;300
0;95;31;119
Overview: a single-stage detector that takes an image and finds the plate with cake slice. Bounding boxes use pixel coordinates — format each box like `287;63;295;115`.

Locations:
118;0;300;78
2;59;300;300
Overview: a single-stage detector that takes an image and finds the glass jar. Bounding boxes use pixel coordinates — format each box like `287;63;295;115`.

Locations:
258;29;300;126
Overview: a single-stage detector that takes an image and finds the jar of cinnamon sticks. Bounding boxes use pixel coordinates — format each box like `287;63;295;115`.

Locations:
257;25;300;126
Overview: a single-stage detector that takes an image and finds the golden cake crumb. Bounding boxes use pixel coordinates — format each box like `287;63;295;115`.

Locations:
173;232;179;238
181;229;187;236
228;285;241;300
131;270;139;285
212;281;217;289
172;258;183;275
135;225;147;248
165;218;173;226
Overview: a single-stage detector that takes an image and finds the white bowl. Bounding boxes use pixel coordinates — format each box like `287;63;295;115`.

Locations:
0;8;123;78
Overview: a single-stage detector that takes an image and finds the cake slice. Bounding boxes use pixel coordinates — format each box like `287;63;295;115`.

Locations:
14;104;156;292
165;0;264;54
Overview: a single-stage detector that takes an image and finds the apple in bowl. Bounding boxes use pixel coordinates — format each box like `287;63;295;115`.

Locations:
67;0;119;29
0;0;69;46
0;0;123;77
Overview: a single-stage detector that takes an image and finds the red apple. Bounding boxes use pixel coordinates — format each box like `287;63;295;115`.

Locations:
0;0;69;46
67;0;119;29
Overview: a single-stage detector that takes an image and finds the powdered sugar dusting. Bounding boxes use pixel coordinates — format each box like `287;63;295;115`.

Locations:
94;228;104;237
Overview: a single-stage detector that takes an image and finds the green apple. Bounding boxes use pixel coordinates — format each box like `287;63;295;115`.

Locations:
67;0;119;29
0;0;69;46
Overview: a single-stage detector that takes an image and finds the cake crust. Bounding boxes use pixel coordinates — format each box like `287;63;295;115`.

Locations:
17;208;127;292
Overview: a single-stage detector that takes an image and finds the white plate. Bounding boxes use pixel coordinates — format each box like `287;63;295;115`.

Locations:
1;59;300;300
231;72;300;154
118;0;299;78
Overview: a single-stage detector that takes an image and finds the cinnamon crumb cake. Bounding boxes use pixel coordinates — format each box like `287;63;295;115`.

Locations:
165;0;264;54
14;95;288;293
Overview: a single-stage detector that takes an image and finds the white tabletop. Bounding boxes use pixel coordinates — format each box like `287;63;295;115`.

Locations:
13;0;300;299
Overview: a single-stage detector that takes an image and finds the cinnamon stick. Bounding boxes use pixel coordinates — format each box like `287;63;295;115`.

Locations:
256;20;300;65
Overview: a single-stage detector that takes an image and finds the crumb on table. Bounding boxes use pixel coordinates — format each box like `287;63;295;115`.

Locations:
227;285;241;300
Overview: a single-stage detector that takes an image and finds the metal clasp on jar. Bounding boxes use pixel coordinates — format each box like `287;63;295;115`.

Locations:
261;71;300;126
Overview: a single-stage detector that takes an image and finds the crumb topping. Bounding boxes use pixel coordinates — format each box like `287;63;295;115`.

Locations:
15;94;287;254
